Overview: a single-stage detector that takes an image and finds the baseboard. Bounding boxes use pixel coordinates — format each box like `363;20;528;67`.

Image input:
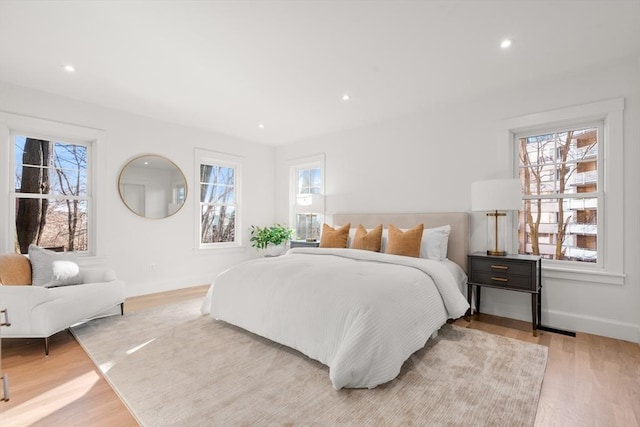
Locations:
544;309;639;343
481;303;639;343
125;276;212;298
476;288;640;343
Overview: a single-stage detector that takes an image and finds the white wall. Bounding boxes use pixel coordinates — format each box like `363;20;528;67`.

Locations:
275;57;640;343
0;83;275;296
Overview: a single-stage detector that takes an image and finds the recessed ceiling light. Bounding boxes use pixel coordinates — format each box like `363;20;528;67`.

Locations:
342;94;350;101
500;39;512;49
63;64;75;72
258;123;265;129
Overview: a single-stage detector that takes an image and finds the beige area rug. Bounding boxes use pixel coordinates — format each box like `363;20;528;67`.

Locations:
71;299;548;426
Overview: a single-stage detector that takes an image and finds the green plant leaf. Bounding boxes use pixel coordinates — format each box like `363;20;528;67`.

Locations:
249;224;294;250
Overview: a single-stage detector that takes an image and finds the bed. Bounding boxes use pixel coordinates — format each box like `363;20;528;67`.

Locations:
201;213;470;390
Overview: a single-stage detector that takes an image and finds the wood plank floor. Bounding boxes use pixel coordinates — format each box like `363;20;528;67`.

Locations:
1;285;639;427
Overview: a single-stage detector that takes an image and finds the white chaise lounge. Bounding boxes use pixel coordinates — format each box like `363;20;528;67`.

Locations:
0;251;126;355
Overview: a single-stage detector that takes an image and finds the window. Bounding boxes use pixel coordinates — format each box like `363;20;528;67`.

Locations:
196;149;242;249
503;98;624;284
295;166;321;240
12;134;92;254
297;167;322;195
517;123;601;264
289;155;324;241
1;114;104;256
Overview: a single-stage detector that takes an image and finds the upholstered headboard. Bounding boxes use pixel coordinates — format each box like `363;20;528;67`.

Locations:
332;212;470;273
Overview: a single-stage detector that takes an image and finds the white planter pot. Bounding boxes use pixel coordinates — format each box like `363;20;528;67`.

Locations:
264;243;285;257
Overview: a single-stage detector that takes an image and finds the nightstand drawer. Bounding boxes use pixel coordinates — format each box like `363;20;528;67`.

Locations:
469;270;534;291
467;252;542;336
470;257;533;276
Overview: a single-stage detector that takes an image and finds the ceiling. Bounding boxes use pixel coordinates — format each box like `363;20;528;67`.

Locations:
1;1;638;145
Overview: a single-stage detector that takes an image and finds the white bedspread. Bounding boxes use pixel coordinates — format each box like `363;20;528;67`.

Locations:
201;248;469;389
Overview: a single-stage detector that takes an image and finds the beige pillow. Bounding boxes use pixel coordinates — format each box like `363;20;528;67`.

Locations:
0;253;32;285
352;224;383;252
385;224;424;257
319;223;350;248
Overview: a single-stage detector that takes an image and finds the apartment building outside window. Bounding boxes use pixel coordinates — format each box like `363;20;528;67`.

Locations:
516;123;602;264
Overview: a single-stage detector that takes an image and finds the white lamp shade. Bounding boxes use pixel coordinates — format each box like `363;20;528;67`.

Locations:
471;179;521;212
296;193;324;214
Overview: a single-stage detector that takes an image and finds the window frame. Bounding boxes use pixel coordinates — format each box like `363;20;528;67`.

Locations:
515;121;603;267
194;148;243;251
12;133;93;253
0;112;104;257
288;154;325;241
502;98;625;285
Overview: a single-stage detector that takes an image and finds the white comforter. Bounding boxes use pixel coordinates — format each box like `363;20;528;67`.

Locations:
201;248;469;389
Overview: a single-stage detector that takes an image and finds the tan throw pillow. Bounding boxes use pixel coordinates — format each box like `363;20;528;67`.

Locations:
319;223;350;248
385;224;424;257
0;253;32;285
352;224;383;252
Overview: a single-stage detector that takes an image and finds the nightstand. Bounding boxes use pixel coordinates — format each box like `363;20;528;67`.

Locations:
290;240;320;248
467;252;541;336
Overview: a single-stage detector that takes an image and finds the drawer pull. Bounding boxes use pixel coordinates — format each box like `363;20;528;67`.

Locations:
491;276;509;282
491;265;509;270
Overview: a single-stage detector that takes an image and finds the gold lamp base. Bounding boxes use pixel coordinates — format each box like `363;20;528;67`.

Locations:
487;249;507;256
487;210;508;256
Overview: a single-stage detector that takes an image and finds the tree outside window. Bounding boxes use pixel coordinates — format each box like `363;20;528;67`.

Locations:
199;163;237;245
517;125;600;263
13;135;89;254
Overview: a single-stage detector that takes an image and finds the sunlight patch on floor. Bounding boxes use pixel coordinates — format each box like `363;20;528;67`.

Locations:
0;371;100;426
94;338;159;374
126;337;157;355
99;360;115;373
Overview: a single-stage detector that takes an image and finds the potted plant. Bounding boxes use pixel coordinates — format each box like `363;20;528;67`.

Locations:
249;224;294;256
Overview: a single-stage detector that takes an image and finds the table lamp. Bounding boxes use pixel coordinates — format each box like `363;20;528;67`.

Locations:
471;179;521;256
296;193;324;242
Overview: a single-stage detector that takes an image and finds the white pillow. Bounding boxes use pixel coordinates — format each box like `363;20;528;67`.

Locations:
380;229;389;253
29;244;82;287
347;227;358;248
421;225;451;261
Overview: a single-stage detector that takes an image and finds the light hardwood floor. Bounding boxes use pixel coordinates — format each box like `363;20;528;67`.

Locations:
1;285;639;427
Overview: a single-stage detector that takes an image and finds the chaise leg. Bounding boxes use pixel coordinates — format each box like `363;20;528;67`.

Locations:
120;302;124;316
44;337;49;356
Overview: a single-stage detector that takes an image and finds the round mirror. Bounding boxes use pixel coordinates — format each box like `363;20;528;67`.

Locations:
118;155;187;219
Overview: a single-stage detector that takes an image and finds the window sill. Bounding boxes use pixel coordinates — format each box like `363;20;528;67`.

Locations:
542;265;625;285
195;244;246;254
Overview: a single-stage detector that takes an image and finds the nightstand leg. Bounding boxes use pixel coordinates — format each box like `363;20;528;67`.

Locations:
531;293;538;337
475;286;481;316
537;288;542;329
465;283;472;320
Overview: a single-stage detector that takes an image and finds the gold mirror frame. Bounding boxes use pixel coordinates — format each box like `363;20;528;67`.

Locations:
118;154;188;219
